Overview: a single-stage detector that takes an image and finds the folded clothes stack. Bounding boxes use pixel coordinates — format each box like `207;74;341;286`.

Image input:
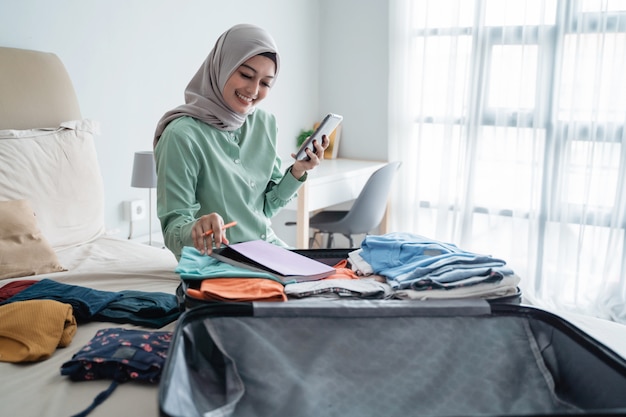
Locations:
175;234;519;303
176;246;393;302
353;232;520;300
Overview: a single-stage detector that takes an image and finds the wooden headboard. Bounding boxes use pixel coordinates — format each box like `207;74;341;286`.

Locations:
0;47;82;130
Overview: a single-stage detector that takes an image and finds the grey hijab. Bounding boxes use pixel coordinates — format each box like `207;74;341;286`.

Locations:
153;24;280;147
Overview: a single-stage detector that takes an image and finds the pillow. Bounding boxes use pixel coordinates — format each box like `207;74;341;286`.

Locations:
0;120;105;250
0;199;66;280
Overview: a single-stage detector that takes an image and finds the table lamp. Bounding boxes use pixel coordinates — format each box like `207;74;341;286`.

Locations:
131;151;157;245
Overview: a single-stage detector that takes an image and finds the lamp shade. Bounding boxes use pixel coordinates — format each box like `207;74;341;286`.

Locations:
131;151;157;188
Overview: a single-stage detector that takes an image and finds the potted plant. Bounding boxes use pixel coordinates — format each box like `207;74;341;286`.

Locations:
296;128;315;148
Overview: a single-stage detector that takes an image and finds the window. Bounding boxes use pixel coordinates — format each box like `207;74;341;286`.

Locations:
390;0;626;322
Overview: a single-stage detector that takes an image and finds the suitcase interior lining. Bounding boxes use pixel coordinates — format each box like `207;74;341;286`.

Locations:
160;306;626;417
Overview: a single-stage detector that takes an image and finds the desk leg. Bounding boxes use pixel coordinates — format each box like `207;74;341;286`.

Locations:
296;182;310;249
379;200;390;234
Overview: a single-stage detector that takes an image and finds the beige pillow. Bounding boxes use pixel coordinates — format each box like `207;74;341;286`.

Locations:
0;199;66;280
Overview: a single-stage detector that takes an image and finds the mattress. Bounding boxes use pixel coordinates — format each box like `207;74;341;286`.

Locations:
0;236;180;417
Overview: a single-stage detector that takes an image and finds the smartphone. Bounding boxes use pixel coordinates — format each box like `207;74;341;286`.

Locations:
295;113;343;161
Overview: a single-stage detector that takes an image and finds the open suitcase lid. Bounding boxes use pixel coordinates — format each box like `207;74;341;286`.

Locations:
159;300;626;417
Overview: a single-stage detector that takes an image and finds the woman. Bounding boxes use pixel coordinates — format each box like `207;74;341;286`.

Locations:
153;24;327;259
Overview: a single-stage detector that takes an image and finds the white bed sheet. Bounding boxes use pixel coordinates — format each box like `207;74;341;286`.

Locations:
0;236;180;417
544;308;626;359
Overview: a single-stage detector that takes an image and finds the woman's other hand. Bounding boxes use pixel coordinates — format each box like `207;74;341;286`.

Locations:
192;212;229;255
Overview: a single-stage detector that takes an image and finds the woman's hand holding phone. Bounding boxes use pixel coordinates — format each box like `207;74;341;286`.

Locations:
290;134;330;179
294;113;343;161
290;113;341;179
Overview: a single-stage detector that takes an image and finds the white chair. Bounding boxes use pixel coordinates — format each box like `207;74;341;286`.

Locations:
287;161;401;248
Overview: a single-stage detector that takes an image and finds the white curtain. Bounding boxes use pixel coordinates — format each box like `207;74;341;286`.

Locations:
388;0;626;323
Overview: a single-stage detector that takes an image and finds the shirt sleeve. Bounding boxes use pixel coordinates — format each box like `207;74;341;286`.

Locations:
154;123;203;258
263;164;306;218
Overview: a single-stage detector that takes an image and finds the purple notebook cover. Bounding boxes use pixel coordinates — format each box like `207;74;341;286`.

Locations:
228;240;335;277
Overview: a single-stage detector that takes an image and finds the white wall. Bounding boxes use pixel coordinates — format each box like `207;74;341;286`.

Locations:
319;0;389;162
0;0;389;247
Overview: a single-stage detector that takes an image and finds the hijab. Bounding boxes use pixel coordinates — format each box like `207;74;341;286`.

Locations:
153;24;280;147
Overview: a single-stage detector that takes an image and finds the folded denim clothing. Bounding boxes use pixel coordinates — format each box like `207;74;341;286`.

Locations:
0;299;76;362
394;274;521;300
360;233;515;290
0;278;122;322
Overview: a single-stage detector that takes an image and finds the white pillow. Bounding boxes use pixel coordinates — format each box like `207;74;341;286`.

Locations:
0;120;105;250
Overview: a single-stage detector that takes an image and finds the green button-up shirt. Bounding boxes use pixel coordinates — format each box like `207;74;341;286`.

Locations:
154;111;304;259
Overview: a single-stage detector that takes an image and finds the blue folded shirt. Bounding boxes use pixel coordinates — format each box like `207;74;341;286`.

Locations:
360;233;514;290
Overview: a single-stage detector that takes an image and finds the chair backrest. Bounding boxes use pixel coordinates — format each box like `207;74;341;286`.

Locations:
339;161;401;234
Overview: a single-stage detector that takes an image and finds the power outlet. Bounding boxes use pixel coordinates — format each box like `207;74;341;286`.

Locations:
128;199;146;221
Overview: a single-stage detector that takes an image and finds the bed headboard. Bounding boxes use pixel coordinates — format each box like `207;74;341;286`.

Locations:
0;46;82;130
0;47;105;252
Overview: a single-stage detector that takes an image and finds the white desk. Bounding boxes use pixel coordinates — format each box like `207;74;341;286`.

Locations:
287;158;387;248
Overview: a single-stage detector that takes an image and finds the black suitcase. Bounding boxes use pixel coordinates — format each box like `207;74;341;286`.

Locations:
159;299;626;417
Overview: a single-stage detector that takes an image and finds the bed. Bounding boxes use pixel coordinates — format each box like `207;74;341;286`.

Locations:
2;46;626;417
0;46;180;417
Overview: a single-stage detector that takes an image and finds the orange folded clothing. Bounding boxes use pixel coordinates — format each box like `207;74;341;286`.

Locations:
324;259;360;280
0;299;77;362
186;277;287;302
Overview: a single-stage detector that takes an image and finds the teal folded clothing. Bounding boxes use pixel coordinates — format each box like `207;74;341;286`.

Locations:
93;290;180;328
176;246;278;282
1;278;121;322
2;280;180;327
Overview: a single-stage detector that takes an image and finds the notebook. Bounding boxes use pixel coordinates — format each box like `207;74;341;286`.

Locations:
210;240;336;283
